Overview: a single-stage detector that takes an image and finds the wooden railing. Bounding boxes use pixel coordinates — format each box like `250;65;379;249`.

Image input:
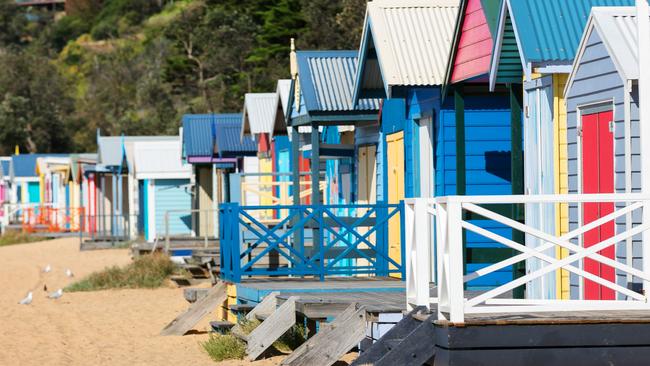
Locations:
405;194;650;323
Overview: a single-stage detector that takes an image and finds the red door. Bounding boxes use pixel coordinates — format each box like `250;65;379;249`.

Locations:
581;110;615;300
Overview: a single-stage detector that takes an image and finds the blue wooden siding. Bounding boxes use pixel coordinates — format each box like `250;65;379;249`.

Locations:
566;29;641;299
407;88;438;197
154;179;192;236
436;94;514;289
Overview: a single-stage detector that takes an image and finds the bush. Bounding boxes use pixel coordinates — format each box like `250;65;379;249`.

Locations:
202;334;246;362
66;253;177;292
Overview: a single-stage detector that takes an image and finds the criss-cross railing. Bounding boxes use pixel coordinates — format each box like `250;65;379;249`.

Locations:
405;194;650;323
219;202;404;282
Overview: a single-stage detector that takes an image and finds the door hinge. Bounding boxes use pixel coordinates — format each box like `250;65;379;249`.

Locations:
577;126;582;137
609;121;615;133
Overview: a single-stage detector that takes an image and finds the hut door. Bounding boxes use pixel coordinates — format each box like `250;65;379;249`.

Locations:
387;131;405;277
581;109;615;300
524;76;556;299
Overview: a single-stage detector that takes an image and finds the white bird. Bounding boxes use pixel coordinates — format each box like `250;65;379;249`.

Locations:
65;269;74;278
43;264;51;273
48;289;63;300
19;292;32;305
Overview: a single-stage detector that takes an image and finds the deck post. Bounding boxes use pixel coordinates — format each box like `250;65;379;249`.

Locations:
414;199;431;309
311;123;322;280
454;86;468;290
637;0;650;294
446;198;465;323
291;126;301;256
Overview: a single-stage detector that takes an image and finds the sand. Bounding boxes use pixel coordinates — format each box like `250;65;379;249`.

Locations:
0;237;357;366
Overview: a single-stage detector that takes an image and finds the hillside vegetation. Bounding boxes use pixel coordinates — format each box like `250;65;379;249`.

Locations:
0;0;366;154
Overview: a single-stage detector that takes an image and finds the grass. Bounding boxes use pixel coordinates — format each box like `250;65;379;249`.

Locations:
65;253;178;292
0;231;46;247
201;334;246;362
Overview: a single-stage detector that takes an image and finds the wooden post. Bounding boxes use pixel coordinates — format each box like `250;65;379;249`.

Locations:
454;86;468;288
165;211;170;253
637;0;650;294
510;83;525;299
311;123;322;279
447;199;464;323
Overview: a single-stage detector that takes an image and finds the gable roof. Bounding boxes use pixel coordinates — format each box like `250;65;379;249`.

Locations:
242;93;279;138
296;50;379;114
98;135;177;170
445;0;501;85
182;113;255;159
565;7;647;96
353;0;459;102
490;0;634;89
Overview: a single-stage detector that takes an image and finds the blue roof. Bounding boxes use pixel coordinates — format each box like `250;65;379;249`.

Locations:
11;154;66;178
214;117;257;157
507;0;633;63
1;160;9;176
182;114;256;158
296;50;380;113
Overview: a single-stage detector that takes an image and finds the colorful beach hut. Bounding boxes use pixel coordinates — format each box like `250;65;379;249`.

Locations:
489;0;633;299
564;6;647;300
353;0;459;276
133;139;192;242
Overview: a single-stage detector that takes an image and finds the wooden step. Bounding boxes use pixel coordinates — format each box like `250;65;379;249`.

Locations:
372;312;437;366
246;297;299;360
351;306;427;366
161;282;228;336
230;303;255;314
281;303;367;366
210;321;235;334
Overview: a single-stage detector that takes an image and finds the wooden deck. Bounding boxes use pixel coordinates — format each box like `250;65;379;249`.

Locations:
424;305;650;366
276;291;405;319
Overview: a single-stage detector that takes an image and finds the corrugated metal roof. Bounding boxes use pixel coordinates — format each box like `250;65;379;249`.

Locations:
0;157;10;179
356;0;459;97
182;114;247;159
297;50;380;112
507;0;634;64
98;135;177;169
133;140;191;180
242;93;278;137
274;80;292;137
566;7;646;95
215;116;257;156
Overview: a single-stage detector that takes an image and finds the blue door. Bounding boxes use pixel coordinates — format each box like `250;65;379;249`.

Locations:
154;179;192;237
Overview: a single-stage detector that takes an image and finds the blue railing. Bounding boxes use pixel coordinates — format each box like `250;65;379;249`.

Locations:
219;202;405;282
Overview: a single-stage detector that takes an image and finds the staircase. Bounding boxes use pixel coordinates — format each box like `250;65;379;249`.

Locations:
352;306;436;366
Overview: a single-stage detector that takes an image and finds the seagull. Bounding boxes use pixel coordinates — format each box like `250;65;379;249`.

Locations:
43;264;51;273
48;289;63;300
65;269;74;278
43;284;48;292
19;292;32;305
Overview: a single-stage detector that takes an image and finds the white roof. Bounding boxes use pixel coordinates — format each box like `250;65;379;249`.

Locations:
133;140;191;180
242;93;278;137
361;0;459;94
566;7;647;96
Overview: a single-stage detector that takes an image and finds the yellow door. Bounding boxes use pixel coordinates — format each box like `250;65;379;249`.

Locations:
259;158;273;220
386;132;405;277
357;145;378;271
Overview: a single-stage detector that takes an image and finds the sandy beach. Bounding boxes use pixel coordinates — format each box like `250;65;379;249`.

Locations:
0;237;357;366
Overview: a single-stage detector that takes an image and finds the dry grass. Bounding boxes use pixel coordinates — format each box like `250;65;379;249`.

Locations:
65;253;178;292
0;231;45;247
201;334;246;362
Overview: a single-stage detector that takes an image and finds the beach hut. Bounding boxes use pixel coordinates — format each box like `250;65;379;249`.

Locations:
9;154;44;206
70;154;98;233
133;139;192;242
182;114;257;237
0;157;11;208
489;0;633;299
564;6;649;300
36;156;72;231
353;0;459;276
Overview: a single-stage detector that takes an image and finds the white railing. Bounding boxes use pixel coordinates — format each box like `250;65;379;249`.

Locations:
405;194;650;323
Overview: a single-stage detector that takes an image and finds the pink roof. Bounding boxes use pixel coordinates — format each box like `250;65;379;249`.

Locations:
450;0;494;83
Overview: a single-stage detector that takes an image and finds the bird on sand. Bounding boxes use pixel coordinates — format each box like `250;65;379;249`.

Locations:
48;289;63;300
65;269;74;278
43;284;48;292
43;264;51;273
19;292;33;305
